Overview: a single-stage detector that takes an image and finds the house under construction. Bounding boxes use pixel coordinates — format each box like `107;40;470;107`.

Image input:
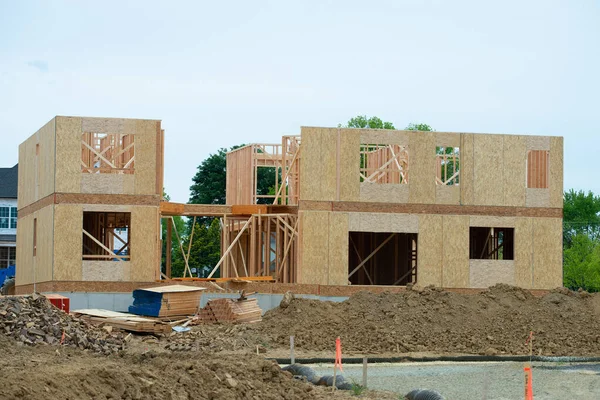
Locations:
14;116;563;295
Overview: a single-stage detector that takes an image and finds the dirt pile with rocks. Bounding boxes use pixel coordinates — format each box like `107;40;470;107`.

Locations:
0;294;124;354
254;284;600;356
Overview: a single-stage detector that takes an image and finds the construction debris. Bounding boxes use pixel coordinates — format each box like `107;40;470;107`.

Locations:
72;309;171;335
128;285;205;317
197;293;262;324
0;294;123;354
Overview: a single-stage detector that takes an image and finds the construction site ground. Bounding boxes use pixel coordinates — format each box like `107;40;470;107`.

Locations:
3;284;600;398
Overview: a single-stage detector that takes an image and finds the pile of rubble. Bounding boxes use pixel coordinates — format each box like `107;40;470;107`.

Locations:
0;294;124;354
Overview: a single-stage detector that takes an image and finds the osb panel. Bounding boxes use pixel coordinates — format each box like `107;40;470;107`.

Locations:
526;135;550;151
533;217;563;289
473;134;504;206
348;212;418;233
514;217;533;288
435;132;460;148
297;211;329;284
416;214;443;286
328;213;349;285
359;129;409;146
502;135;526;207
18;117;56;209
435;185;460;205
15;208;53;286
526;188;550;207
55;116;82;194
134;120;159;195
408;131;436;204
53;204;83;281
470;215;516;228
81;117;139;134
81;174;135;195
338;129;360;202
549;137;564;208
360;183;409;203
442;215;470;288
82;204;133;212
460;133;474;205
35;205;55;284
82;261;131;281
469;260;515;288
130;206;160;282
299;127;337;201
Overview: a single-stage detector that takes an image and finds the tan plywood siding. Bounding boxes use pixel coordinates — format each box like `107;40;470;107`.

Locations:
360;184;409;203
435;186;460;205
503;135;526;207
55;116;83;194
134;120;159;195
226;146;253;205
299;128;337;201
526;188;550;207
18;117;56;209
328;213;349;285
82;261;131;281
473;134;504;206
338;129;360;201
470;215;516;228
129;206;160;281
533;217;563;289
53;204;83;281
81;117;138;134
417;214;442;286
297;210;329;284
81;174;135;194
360;129;409;146
442;215;470;288
408;131;436;204
469;260;515;288
514;217;533;288
348;212;418;233
15;204;54;286
549;137;564;208
460;133;474;205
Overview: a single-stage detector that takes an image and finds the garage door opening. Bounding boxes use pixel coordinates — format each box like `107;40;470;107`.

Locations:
348;232;417;286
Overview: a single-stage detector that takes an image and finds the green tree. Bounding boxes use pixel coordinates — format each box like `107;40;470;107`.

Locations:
563;189;600;246
341;115;395;129
405;123;433;131
563;233;600;292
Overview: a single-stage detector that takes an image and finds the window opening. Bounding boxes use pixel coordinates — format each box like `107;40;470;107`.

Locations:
359;144;409;184
436;147;460;185
81;133;135;174
82;212;130;261
469;227;514;260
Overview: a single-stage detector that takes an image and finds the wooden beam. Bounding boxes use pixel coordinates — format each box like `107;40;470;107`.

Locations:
207;217;252;279
82;229;126;261
166;218;172;278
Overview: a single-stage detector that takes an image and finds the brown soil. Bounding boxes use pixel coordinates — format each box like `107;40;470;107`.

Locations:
252;284;600;356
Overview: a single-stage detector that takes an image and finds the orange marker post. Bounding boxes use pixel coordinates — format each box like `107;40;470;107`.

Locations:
524;364;533;400
332;337;343;391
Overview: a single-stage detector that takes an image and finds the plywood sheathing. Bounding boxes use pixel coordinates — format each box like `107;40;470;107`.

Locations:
338;129;360;201
53;204;83;281
416;214;443;286
55;116;83;194
134;120;160;195
348;212;418;233
526;136;551;151
549;137;564;208
503;135;527;207
81;174;135;194
526;188;550;207
328;212;349;285
514;217;534;288
226;146;254;205
435;185;460;205
130;206;160;282
474;134;504;206
15;204;54;286
18;117;56;209
408;131;436;204
469;260;515;288
533;217;563;289
82;261;131;281
470;215;516;228
435;132;460;148
359;129;409;146
360;183;409;203
299;127;337;201
442;215;470;288
460;133;475;205
298;210;329;284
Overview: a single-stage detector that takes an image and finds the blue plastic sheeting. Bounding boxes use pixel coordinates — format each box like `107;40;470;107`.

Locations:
128;289;163;317
0;265;15;287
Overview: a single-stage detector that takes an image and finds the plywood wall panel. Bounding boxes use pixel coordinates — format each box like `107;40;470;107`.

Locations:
549;137;564;208
435;132;460;148
470;215;516;228
514;217;533;288
134;120;159;195
348;212;418;233
55;116;82;194
526;136;550;151
533;217;563;289
526;188;550;207
503;135;526;207
81;117;139;134
435;186;460;205
53;204;83;281
15;205;54;286
473;134;504;206
130;206;160;281
442;215;470;288
460;133;474;205
328;213;349;285
81;174;135;194
338;129;360;202
82;261;131;281
408;131;436;204
469;260;515;288
16;213;34;286
297;210;329;284
360;129;409;146
417;214;442;286
360;184;409;203
299;128;337;201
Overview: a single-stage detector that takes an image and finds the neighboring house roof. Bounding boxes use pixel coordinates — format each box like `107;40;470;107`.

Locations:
0;164;18;199
0;234;16;243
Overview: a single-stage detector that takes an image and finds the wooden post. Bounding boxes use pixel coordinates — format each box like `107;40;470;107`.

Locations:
166;218;172;278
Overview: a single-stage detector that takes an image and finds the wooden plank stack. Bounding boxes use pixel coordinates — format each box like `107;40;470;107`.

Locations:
128;285;206;318
72;309;171;335
198;297;262;324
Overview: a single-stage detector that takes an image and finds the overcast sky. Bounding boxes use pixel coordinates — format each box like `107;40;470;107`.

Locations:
1;1;598;203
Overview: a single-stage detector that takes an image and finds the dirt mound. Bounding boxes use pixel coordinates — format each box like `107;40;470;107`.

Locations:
0;335;395;400
254;284;600;356
0;294;124;354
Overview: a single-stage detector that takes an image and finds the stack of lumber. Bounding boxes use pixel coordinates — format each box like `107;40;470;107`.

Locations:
72;309;171;334
128;285;205;318
197;297;262;324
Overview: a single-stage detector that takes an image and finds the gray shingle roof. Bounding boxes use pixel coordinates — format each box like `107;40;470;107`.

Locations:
0;164;18;199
